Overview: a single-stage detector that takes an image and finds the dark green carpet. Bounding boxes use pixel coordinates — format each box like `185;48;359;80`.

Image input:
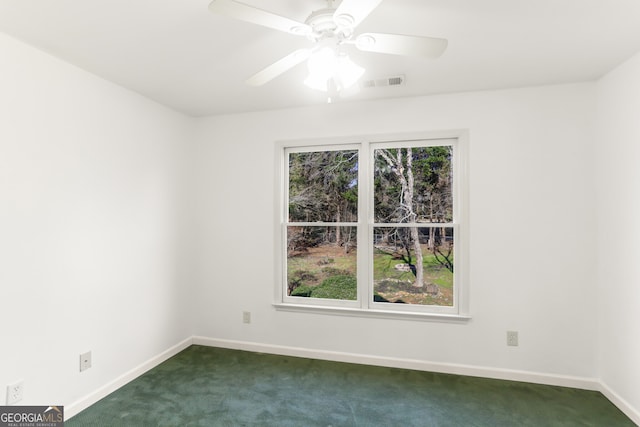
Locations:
67;345;634;426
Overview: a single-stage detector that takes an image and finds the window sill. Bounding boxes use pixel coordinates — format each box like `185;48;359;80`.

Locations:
273;303;471;323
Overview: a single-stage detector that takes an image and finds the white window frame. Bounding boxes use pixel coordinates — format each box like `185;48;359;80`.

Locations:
273;131;470;322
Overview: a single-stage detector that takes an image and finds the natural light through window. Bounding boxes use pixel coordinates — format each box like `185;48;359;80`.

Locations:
275;132;469;319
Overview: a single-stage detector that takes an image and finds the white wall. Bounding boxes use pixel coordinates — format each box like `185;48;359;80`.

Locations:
0;33;194;410
595;51;640;418
192;83;598;379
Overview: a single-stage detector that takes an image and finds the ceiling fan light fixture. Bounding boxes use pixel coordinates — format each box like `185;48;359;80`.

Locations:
304;47;336;91
304;47;364;93
334;54;365;89
304;74;329;92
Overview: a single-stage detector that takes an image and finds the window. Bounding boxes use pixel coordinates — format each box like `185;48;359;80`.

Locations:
275;132;469;319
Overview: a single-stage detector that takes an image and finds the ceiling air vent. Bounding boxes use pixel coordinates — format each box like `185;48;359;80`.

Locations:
362;75;405;88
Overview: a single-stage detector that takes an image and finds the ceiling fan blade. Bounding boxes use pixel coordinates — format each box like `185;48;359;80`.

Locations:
333;0;384;29
355;33;448;58
245;49;312;86
209;0;311;36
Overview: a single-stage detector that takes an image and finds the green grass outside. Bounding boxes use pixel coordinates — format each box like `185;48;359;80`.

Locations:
372;249;453;290
287;244;453;304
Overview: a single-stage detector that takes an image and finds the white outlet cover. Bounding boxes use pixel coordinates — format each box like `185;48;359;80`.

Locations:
6;380;24;405
80;351;92;372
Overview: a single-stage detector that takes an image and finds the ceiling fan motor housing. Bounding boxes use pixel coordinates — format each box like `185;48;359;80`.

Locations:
305;7;353;41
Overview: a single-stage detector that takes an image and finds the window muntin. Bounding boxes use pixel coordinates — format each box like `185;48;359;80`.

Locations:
278;134;467;317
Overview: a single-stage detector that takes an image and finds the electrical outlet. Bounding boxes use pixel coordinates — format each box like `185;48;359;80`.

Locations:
242;311;251;324
507;331;519;347
6;380;24;405
80;351;92;372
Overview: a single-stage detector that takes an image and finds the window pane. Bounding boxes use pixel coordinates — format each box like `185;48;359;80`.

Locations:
373;227;453;306
289;150;358;222
287;226;357;301
374;146;453;223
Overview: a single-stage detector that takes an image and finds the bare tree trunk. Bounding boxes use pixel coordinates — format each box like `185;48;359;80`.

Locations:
405;149;424;288
428;227;435;250
379;148;424;288
344;226;352;254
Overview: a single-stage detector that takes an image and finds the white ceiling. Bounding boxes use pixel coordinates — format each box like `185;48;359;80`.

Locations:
1;0;640;117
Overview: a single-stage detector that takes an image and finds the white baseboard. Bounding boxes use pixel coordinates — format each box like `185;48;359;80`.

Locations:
65;337;193;420
192;336;599;391
599;381;640;426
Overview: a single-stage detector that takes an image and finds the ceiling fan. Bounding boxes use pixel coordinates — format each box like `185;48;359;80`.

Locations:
208;0;447;93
